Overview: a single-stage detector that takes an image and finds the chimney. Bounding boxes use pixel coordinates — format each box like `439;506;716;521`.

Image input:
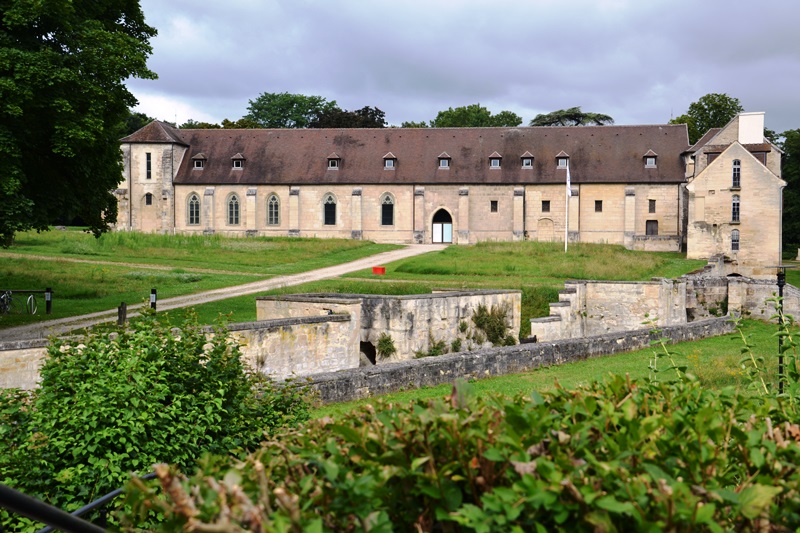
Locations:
737;112;765;144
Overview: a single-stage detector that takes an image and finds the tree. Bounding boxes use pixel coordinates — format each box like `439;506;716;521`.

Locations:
0;311;310;529
669;93;744;145
123;110;156;136
400;120;430;128
221;117;261;129
244;92;338;128
179;119;221;129
782;129;800;251
309;106;386;128
0;0;158;247
430;104;522;127
529;107;614;127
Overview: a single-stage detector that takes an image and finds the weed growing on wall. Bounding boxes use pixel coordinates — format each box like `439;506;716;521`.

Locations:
0;310;311;531
472;303;516;346
376;332;397;359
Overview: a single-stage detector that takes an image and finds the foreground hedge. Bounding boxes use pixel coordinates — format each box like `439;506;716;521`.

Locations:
121;375;800;531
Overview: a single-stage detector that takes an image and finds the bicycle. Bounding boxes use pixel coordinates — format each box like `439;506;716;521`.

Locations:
0;290;38;315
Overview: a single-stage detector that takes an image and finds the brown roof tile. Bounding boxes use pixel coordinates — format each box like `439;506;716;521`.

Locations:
127;125;690;187
121;120;187;145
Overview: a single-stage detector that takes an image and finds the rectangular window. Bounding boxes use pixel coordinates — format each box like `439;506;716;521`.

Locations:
194;160;204;169
384;159;394;169
645;156;656;167
146;153;152;179
328;159;339;169
557;158;568;168
522;158;533;168
649;199;656;213
595;200;603;213
542;200;550;213
490;200;498;213
646;220;658;235
439;159;450;168
490;159;501;168
233;160;243;169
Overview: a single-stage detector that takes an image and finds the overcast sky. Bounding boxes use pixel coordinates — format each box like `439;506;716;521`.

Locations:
127;0;800;134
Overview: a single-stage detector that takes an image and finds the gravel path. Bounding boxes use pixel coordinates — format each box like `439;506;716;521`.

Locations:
0;244;447;341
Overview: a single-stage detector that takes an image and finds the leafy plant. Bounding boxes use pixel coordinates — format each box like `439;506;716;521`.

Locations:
0;310;311;531
376;332;397;359
120;376;800;531
472;303;516;346
451;338;462;353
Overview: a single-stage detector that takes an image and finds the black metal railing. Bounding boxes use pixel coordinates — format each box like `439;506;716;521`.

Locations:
0;472;156;533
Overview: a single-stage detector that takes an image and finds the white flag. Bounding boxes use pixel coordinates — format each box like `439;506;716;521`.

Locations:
566;164;572;197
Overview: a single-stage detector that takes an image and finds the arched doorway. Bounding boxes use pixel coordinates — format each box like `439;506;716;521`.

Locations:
537;218;554;241
432;209;453;243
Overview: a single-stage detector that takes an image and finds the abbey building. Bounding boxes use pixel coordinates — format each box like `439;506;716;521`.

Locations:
115;112;784;277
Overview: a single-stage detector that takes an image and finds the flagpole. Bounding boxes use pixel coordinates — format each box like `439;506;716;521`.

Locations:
565;163;571;253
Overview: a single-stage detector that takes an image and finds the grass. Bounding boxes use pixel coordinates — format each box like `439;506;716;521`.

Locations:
0;229;400;329
312;318;782;419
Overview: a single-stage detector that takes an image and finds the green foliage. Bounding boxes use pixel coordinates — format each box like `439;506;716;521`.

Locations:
0;0;157;246
120;377;800;530
416;334;448;358
308;105;386;128
0;311;310;530
669;93;744;144
430;104;522;127
529;106;614;127
376;332;397;359
472;303;516;346
451;338;462;353
781;129;800;251
244;92;338;128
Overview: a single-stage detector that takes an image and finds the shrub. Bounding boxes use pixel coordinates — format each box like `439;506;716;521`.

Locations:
120;376;800;531
0;310;310;531
376;332;397;359
472;302;516;346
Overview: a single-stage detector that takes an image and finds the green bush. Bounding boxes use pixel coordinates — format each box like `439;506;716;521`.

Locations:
376;332;397;359
119;376;800;531
472;303;516;346
0;310;311;531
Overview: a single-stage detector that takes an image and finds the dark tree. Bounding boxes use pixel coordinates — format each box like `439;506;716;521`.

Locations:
179;119;221;129
400;120;430;128
309;106;387;128
245;92;338;128
669;93;744;145
782;129;800;252
221;117;261;129
0;0;157;246
529;107;614;127
430;104;522;127
123;111;156;136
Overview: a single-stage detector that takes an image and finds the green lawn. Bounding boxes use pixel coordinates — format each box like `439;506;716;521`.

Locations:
0;229;400;329
312;318;785;418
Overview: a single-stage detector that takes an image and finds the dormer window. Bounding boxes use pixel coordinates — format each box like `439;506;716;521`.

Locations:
557;157;569;168
231;153;245;169
438;152;451;169
644;150;658;168
383;152;396;170
521;151;534;168
327;153;340;170
192;153;206;169
489;151;501;169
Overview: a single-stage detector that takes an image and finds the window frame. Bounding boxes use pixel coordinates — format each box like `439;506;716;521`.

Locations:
323;194;337;226
646;220;658;236
522;157;533;168
146;152;152;180
232;159;243;169
557;157;569;169
187;193;200;226
731;229;740;251
542;200;551;213
227;194;240;226
489;158;501;169
145;192;153;206
384;158;395;169
438;158;450;169
267;194;280;226
193;159;205;169
649;199;656;213
732;159;741;189
595;200;603;213
328;158;340;170
380;193;394;226
490;200;498;213
732;194;740;223
645;156;657;168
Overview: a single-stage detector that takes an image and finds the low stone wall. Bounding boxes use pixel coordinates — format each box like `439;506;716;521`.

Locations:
258;290;521;362
0;339;48;390
308;316;735;404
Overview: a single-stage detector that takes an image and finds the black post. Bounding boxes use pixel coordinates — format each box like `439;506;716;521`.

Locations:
0;484;105;533
45;287;52;315
118;302;127;326
778;268;786;395
150;288;157;311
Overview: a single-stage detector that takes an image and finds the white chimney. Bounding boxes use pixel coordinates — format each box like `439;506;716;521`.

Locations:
738;112;765;144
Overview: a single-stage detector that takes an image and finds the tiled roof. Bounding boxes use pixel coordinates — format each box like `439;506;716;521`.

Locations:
120;120;187;145
122;124;690;186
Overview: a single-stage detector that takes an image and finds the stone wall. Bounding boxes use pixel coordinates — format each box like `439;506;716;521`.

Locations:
257;290;522;362
308;316;735;404
0;339;48;390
